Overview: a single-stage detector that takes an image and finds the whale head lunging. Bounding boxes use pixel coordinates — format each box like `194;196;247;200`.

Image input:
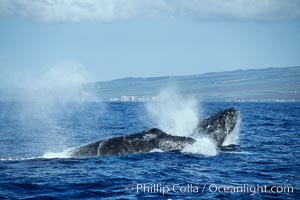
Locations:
192;108;240;147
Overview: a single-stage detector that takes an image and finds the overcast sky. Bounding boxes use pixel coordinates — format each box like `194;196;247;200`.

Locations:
0;0;300;87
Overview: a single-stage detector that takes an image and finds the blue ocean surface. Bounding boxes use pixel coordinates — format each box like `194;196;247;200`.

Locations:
0;101;299;199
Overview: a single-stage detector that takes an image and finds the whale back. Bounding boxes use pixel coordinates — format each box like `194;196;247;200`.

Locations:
70;128;195;157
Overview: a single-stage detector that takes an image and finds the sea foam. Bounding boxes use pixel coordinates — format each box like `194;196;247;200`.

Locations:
146;88;219;156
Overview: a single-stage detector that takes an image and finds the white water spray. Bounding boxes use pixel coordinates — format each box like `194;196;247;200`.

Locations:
146;88;199;137
42;149;72;159
222;116;241;146
182;136;218;156
17;61;97;155
30;61;95;102
146;88;218;156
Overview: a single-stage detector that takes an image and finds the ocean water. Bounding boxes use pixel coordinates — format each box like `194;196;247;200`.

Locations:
0;101;299;199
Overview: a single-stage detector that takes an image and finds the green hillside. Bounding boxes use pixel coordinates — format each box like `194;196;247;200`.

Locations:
93;66;300;102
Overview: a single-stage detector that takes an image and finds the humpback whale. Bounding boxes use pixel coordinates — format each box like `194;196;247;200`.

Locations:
69;108;240;157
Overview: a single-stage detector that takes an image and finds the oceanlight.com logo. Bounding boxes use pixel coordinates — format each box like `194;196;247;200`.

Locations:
124;183;294;196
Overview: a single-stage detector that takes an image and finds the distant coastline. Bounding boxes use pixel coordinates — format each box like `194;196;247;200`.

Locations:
1;66;299;102
91;66;300;102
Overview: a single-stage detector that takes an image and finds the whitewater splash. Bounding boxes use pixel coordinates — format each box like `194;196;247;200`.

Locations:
42;149;72;159
146;87;199;137
1;148;74;160
42;88;240;158
222;115;241;146
146;88;236;156
182;136;218;156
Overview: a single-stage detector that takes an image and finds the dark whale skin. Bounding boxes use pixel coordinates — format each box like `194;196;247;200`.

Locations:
69;108;240;157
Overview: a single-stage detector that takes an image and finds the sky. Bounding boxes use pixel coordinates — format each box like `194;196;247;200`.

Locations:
0;0;300;87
